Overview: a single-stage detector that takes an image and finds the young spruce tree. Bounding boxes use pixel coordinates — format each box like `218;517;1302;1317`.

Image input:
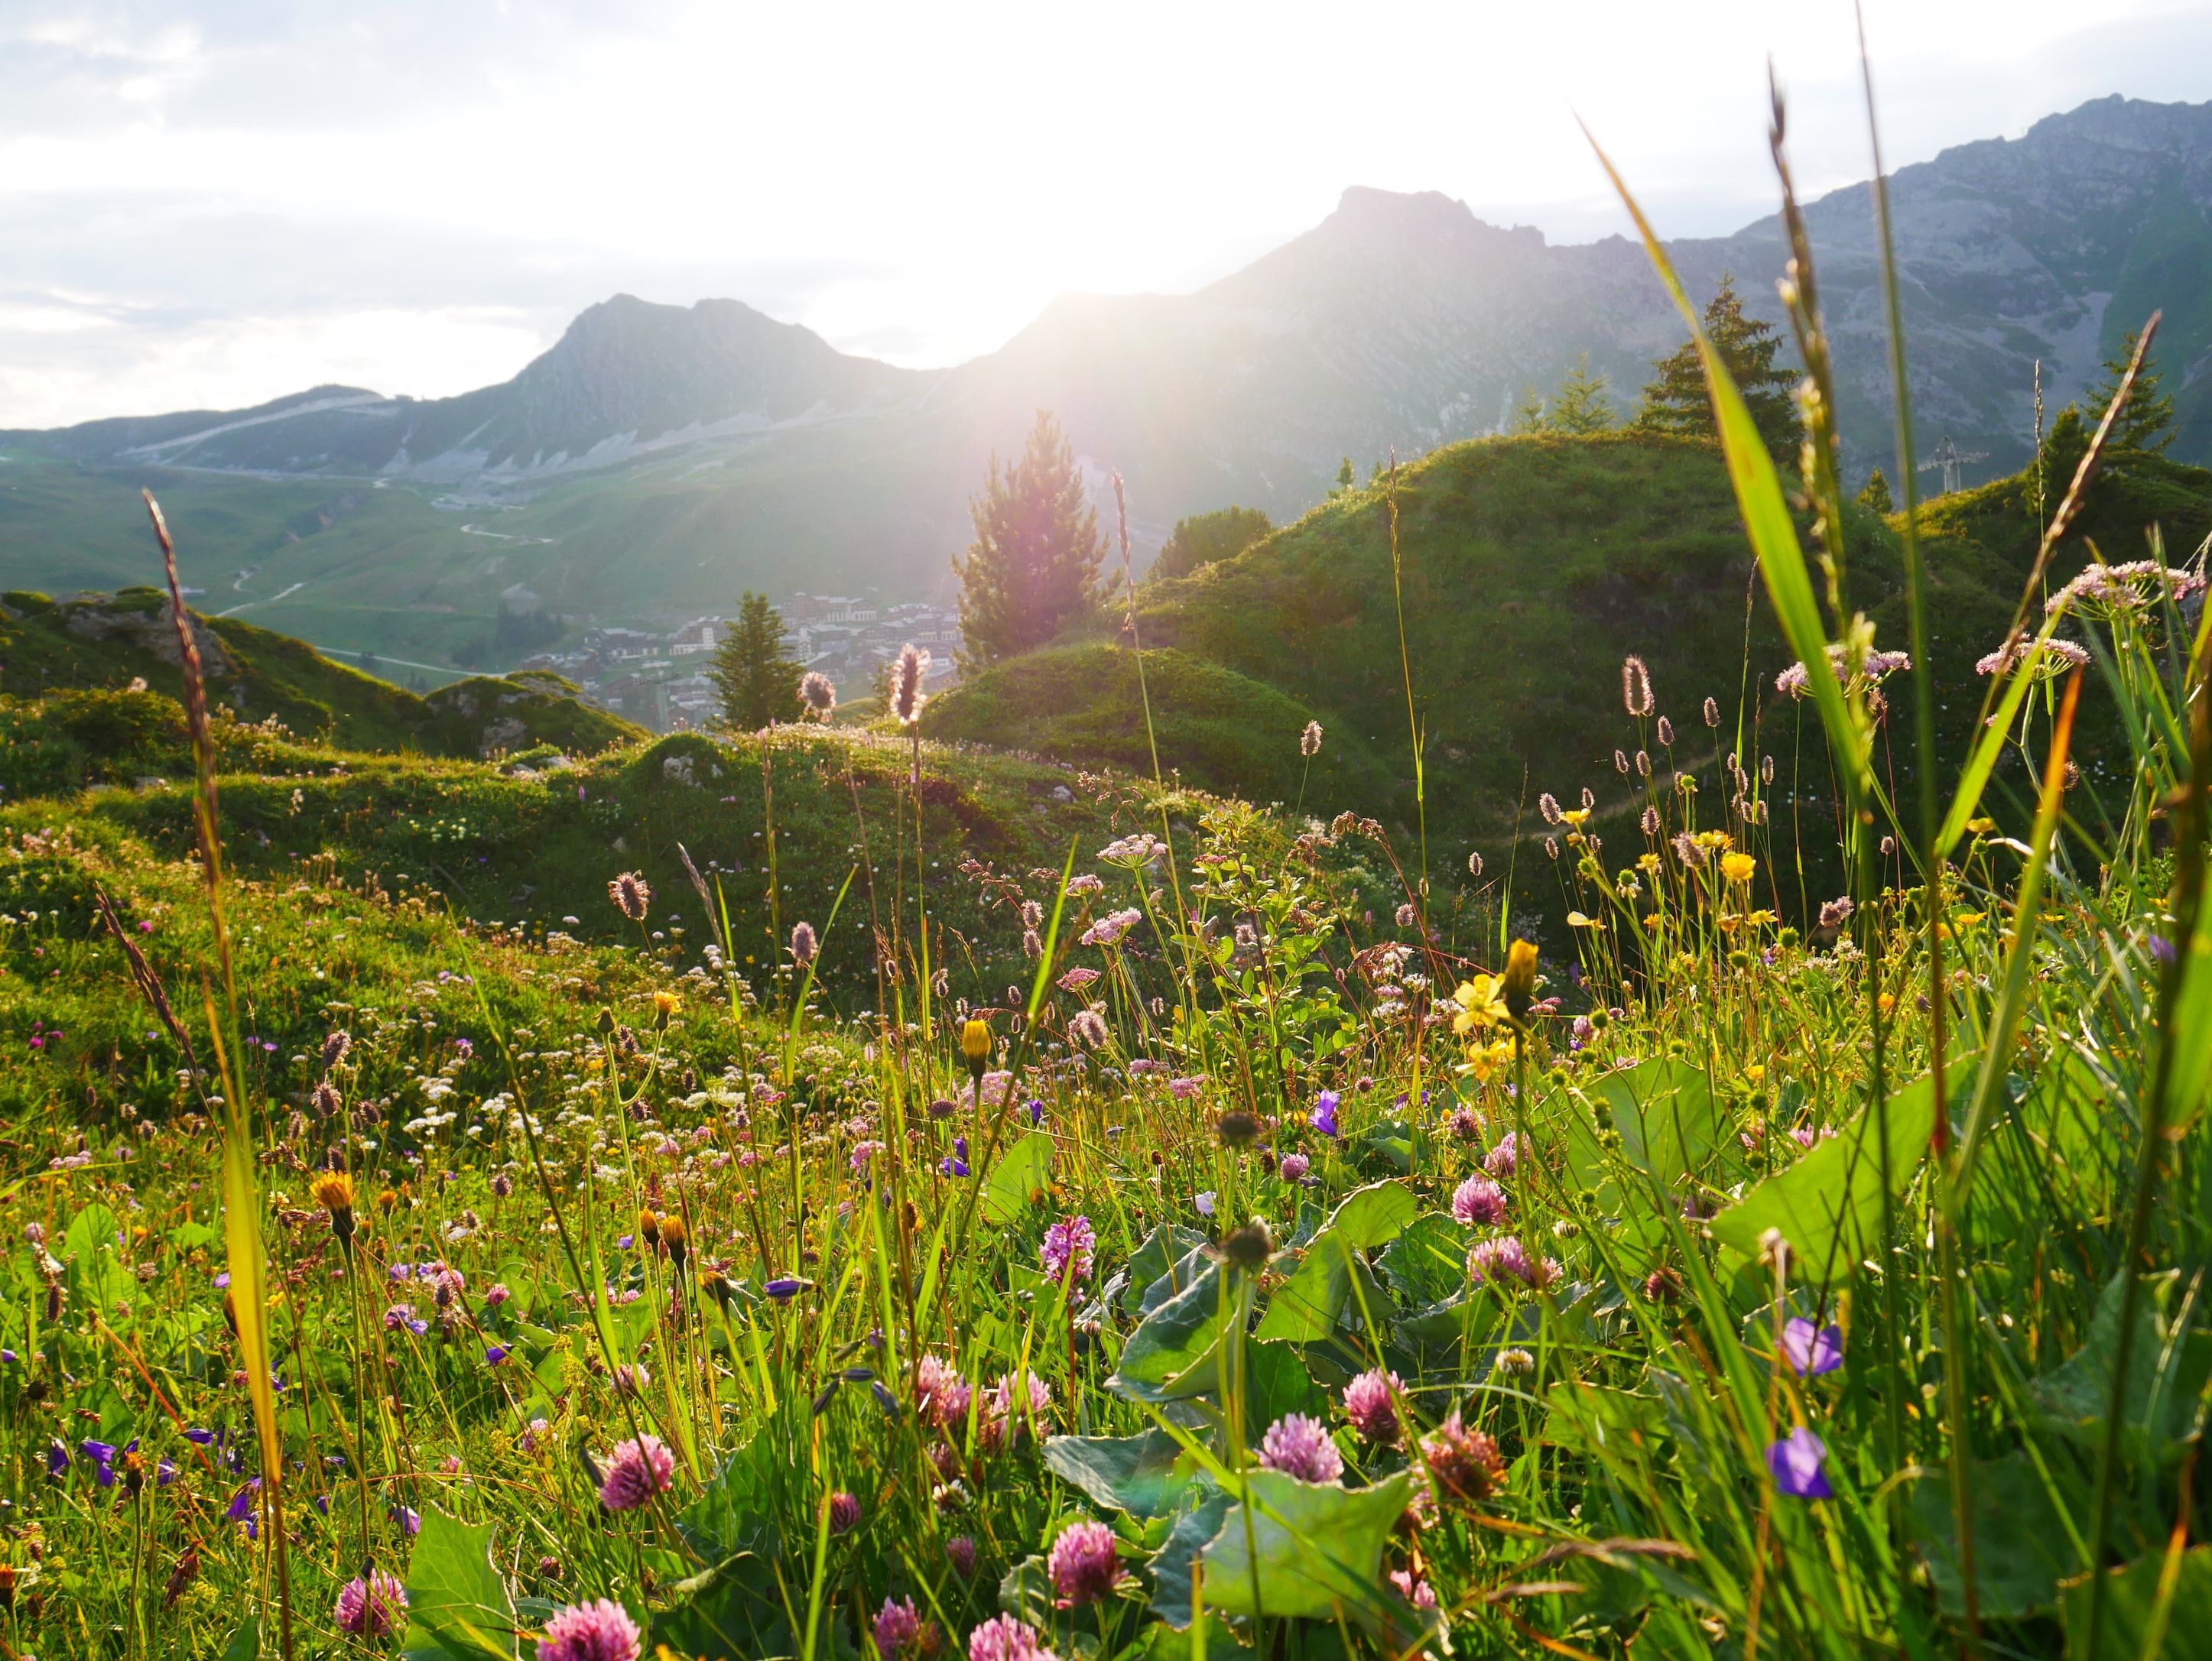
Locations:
709;592;801;730
2083;327;2176;458
954;410;1105;667
1634;274;1800;460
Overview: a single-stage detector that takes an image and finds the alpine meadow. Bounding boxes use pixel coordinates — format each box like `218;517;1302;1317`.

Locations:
8;22;2212;1661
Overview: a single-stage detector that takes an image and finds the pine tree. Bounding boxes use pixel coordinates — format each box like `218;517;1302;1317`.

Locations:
1152;504;1272;582
708;592;801;730
953;410;1106;667
1509;388;1548;434
1633;274;1800;459
1856;467;1894;514
1548;354;1616;434
1332;456;1357;495
2082;328;2176;457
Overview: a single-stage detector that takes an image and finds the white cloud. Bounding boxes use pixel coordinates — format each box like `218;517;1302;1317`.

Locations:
1;0;2204;424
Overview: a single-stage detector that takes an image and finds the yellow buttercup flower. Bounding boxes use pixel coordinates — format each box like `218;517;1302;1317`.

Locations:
1461;1037;1515;1083
1560;808;1591;828
1720;852;1757;884
1454;975;1507;1033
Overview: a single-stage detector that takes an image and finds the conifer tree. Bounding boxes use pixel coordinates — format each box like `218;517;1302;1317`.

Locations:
709;592;801;730
1634;274;1800;459
2083;328;2175;456
1856;467;1894;514
1547;353;1616;434
1333;456;1356;495
954;411;1105;667
1509;387;1548;434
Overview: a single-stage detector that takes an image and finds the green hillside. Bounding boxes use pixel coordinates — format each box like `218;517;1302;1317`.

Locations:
937;432;2212;878
0;586;640;769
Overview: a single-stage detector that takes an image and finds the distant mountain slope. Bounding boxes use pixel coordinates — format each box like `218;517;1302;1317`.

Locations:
2;95;2206;666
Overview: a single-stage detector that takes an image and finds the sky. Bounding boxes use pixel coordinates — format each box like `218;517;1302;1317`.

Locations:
2;0;2208;429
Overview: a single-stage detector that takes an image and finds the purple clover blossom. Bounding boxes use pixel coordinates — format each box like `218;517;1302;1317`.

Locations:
968;1613;1057;1661
1341;1368;1402;1445
1779;1318;1843;1376
827;1490;861;1533
538;1598;643;1661
1467;1234;1561;1290
334;1570;409;1638
1039;1215;1096;1286
874;1598;925;1657
1483;1132;1519;1179
1256;1413;1344;1484
1278;1151;1311;1182
1311;1090;1340;1138
1451;1175;1508;1228
1047;1519;1122;1607
1767;1426;1834;1498
597;1436;674;1513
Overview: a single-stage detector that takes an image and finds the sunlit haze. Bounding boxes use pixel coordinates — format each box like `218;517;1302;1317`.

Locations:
2;0;2206;427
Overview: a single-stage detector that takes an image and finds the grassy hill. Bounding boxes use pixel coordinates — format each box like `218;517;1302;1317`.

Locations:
0;587;640;771
934;431;2212;882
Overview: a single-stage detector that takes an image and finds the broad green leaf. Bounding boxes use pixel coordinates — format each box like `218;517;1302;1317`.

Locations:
677;1432;785;1559
2028;1271;2212;1461
649;1552;794;1661
997;1555;1055;1624
1909;1450;2089;1619
1541;1380;1670;1459
980;1129;1053;1226
1125;1228;1208;1317
219;1619;258;1661
1129;1611;1256;1661
1255;1181;1417;1344
1710;1061;1970;1286
1198;1470;1414;1620
1148;1488;1233;1627
1593;1059;1724;1184
1044;1429;1202;1519
401;1507;519;1660
2062;1543;2212;1659
1109;1260;1233;1402
1376;1213;1463;1312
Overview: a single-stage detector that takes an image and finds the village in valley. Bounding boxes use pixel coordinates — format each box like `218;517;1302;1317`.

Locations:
513;592;965;730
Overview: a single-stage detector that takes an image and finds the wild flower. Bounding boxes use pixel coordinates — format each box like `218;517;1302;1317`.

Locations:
1039;1215;1096;1285
1310;1090;1340;1137
917;1354;971;1428
1342;1368;1402;1444
1451;1175;1507;1227
1467;1234;1561;1290
790;921;818;968
1278;1151;1310;1182
1767;1426;1833;1498
608;872;651;923
1467;849;1483;878
333;1569;408;1638
1078;908;1142;948
1048;1519;1123;1606
1721;852;1756;884
1657;715;1675;745
2045;560;2207;618
827;1491;861;1533
1975;632;2091;677
1780;1318;1843;1375
1539;792;1562;826
968;1614;1057;1661
1257;1413;1343;1484
1056;965;1100;991
1817;896;1855;930
1704;696;1720;726
1421;1410;1508;1507
874;1597;925;1656
1300;720;1324;757
799;670;836;719
891;644;931;725
979;1371;1051;1451
947;1536;979;1578
1066;1008;1109;1049
1483;1133;1519;1178
538;1598;643;1661
597;1436;674;1512
1622;654;1655;716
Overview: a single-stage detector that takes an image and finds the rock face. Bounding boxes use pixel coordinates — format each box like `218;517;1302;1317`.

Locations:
5;95;2207;599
